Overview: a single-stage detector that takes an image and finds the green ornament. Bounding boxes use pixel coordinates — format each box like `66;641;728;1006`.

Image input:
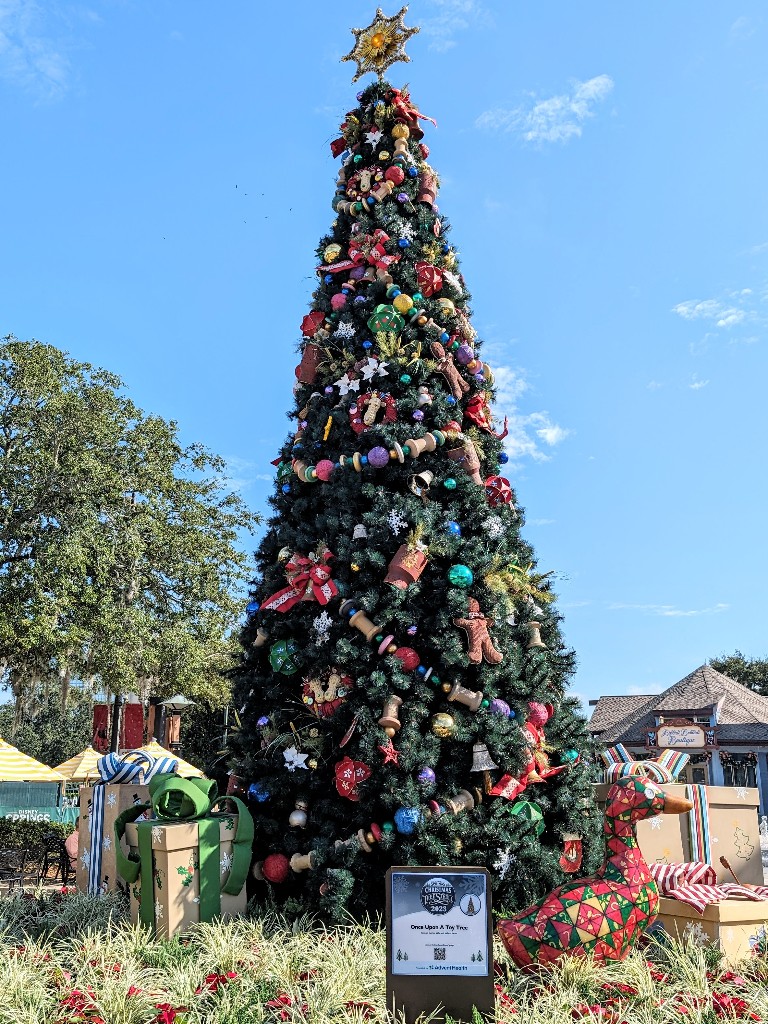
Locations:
509;799;544;835
480;699;490;709
400;373;412;384
562;749;580;763
269;639;299;675
353;153;363;164
382;821;395;834
412;292;423;303
443;477;457;490
367;304;405;334
448;564;473;588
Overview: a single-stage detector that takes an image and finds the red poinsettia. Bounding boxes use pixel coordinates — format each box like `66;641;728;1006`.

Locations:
153;1004;189;1024
266;993;309;1021
494;983;517;1013
712;993;761;1020
194;971;238;995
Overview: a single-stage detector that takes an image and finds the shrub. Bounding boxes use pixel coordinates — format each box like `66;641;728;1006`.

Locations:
0;816;75;850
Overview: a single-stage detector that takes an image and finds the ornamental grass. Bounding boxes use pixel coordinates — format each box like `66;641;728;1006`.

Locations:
0;889;767;1023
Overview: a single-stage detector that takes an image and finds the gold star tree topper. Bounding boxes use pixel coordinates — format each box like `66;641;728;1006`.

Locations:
341;7;420;83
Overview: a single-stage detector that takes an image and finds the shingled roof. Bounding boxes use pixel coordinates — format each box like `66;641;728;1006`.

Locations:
589;664;768;746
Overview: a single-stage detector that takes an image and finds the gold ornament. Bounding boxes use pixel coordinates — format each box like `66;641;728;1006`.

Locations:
393;293;414;313
391;123;410;140
431;712;456;738
341;6;420;83
308;758;318;770
378;150;390;162
324;243;342;263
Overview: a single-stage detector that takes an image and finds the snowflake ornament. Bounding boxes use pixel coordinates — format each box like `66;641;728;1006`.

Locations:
334;373;361;396
736;787;747;799
283;745;309;772
81;848;91;869
387;509;408;536
312;610;333;644
442;269;463;295
485;516;504;539
334;320;357;341
220;851;233;875
365;127;383;146
683;921;709;946
107;792;117;807
152;826;163;846
102;835;112;851
493;848;516;880
155;902;164;921
396;219;416;242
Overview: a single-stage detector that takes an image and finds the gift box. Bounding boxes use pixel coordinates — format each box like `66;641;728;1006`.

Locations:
650;896;768;964
76;750;178;895
124;813;248;939
593;783;763;885
116;774;253;940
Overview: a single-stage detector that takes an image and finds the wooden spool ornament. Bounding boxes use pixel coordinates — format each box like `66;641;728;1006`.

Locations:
445;680;484;712
445;789;475;815
290;851;316;873
378;695;403;737
340;599;383;642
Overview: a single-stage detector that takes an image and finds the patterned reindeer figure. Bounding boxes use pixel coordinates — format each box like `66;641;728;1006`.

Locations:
498;776;693;967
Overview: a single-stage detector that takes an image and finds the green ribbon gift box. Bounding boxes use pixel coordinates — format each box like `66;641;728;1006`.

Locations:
115;775;254;939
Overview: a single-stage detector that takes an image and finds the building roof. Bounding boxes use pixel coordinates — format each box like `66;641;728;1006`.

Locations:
589;664;768;746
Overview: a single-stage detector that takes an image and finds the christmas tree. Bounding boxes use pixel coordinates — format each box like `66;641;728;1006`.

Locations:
231;9;602;922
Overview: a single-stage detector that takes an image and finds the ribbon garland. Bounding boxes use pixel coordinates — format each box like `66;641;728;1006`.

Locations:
114;775;254;932
87;749;178;895
261;547;338;614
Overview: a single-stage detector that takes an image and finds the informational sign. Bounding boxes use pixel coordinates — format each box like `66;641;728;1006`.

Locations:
386;866;493;1024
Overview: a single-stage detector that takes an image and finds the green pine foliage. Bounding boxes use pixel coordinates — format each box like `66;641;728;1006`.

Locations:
232;81;603;921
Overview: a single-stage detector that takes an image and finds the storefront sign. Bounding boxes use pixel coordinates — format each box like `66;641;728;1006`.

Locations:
657;724;706;748
0;805;78;824
386;866;493;1024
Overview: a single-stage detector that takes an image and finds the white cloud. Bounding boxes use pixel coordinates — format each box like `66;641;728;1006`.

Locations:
609;602;729;617
0;0;71;99
688;374;709;390
672;298;746;327
647;380;664;390
528;518;555;526
476;74;614;144
422;0;492;53
729;15;755;41
490;363;570;464
750;242;768;255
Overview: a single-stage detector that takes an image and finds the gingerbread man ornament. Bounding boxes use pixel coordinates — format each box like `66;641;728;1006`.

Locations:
453;598;503;665
430;341;470;402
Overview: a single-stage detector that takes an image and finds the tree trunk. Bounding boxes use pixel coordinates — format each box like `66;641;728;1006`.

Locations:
109;692;122;753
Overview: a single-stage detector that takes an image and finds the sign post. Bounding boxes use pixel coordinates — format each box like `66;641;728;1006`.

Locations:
385;866;493;1024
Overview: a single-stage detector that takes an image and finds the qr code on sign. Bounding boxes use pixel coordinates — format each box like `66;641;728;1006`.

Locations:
433;947;446;961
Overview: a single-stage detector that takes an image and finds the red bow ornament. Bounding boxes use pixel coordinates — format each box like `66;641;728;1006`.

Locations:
335;756;371;801
317;229;400;275
261;546;338;613
464;394;509;439
388;88;437;131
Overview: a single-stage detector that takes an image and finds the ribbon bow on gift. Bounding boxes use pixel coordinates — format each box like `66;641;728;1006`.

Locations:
261;546;338;614
114;775;254;932
317;229;400;275
86;749;179;895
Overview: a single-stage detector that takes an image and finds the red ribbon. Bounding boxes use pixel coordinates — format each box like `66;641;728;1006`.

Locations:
262;549;338;613
317;229;399;275
464;394;509;439
388;88;437;129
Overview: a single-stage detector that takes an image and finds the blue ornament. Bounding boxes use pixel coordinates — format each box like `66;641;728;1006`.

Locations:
441;243;450;254
354;295;367;305
281;483;291;494
362;339;373;349
407;166;418;177
445;395;457;406
394;806;423;835
447;564;474;588
375;99;385;107
398;238;410;249
248;782;270;803
246;600;260;614
445;521;461;537
498;451;509;464
417;767;436;785
257;716;269;727
324;274;333;284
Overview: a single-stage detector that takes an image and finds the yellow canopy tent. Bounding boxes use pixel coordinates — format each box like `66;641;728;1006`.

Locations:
52;746;101;782
0;737;65;782
140;740;205;778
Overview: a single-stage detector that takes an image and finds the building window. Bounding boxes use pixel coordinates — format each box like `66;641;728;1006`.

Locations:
721;753;757;789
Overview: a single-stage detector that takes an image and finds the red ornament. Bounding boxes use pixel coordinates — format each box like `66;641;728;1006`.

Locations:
485;475;513;508
415;261;443;297
442;420;462;434
560;835;584;874
300;311;325;338
262;853;290;884
385;165;405;185
394;647;420;671
315;460;335;482
335;756;371;801
378;739;400;765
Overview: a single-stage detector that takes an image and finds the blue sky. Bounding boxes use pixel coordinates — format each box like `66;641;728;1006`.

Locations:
2;1;767;708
